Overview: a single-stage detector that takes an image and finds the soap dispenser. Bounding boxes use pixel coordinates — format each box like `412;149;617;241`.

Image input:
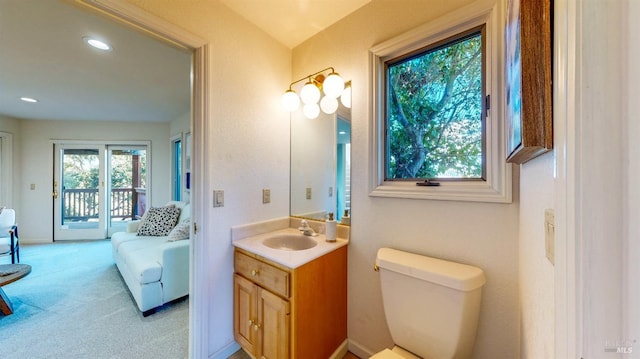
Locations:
325;212;337;242
341;209;350;225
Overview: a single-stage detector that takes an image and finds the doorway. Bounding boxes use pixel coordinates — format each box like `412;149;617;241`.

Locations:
53;142;149;240
74;1;207;356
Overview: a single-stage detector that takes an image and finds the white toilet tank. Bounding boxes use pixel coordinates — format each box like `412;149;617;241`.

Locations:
376;248;486;359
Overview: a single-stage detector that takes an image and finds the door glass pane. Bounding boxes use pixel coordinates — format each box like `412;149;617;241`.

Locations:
62;149;100;229
109;148;147;233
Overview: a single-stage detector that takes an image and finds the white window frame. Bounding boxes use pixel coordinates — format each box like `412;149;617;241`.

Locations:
369;0;512;203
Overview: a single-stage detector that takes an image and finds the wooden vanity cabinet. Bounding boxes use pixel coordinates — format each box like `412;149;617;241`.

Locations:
234;246;347;359
234;274;290;358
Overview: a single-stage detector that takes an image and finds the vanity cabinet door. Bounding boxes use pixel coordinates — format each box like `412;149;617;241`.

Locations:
234;274;257;356
258;287;290;359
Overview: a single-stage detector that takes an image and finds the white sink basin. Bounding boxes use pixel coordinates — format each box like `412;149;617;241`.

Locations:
262;233;318;251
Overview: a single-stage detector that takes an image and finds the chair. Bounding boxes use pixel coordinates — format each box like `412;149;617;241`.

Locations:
0;208;19;264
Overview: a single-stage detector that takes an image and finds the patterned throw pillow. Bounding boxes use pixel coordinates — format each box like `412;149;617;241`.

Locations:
168;219;190;242
137;206;181;236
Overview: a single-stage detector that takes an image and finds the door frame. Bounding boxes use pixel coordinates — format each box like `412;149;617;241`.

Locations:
73;1;209;357
105;143;150;237
52;140;151;240
53;142;107;240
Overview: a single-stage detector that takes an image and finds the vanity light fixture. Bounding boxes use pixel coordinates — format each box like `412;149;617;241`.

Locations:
83;36;112;51
282;67;345;119
341;82;352;109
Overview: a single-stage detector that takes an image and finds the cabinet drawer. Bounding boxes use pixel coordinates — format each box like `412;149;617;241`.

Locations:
235;251;290;298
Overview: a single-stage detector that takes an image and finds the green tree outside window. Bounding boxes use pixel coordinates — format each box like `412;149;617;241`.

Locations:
386;28;485;180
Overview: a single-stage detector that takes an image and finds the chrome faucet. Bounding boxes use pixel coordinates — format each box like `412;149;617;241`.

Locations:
298;220;317;236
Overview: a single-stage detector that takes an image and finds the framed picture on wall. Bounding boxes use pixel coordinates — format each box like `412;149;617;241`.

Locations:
505;0;553;164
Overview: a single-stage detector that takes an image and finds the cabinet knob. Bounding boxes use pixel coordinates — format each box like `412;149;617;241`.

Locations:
251;269;259;276
248;319;254;326
253;323;261;331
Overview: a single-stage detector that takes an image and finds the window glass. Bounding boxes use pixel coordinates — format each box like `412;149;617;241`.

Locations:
385;27;485;180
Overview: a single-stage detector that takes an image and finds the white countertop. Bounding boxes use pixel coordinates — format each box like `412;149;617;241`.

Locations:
232;228;349;269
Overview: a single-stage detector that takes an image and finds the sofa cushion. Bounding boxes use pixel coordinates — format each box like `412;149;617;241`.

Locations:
137;206;181;236
117;237;167;284
111;231;139;252
127;254;162;284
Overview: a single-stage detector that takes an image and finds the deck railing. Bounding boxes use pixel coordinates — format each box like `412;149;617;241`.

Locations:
63;188;136;221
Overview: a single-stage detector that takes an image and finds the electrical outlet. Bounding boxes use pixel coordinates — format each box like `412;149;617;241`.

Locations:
30;183;36;190
545;208;555;265
328;186;333;197
213;190;224;207
306;187;312;200
262;189;271;204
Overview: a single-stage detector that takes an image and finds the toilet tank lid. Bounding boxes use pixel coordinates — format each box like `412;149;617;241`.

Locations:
376;248;486;291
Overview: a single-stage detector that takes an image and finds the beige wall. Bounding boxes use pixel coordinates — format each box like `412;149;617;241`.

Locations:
123;1;292;356
292;0;519;357
16;119;171;242
170;111;190;138
519;154;554;358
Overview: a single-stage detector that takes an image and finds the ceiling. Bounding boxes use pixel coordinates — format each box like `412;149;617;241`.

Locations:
221;0;371;49
0;0;369;123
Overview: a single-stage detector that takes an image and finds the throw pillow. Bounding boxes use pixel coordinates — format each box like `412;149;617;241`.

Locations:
137;206;181;236
168;219;190;242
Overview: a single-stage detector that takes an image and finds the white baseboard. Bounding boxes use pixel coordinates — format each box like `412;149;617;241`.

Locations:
349;338;376;358
209;341;241;359
21;238;53;244
329;339;349;359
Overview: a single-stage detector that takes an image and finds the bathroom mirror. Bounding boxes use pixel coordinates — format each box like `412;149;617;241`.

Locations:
290;100;351;223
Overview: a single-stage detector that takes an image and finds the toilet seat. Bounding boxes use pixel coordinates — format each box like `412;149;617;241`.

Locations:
370;347;421;359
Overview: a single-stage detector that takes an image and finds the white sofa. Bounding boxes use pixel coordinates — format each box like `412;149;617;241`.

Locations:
111;201;190;316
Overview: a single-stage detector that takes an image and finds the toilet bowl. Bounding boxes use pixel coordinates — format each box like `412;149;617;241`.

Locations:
371;248;486;359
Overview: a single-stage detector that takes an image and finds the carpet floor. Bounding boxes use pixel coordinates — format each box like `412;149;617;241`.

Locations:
0;240;188;359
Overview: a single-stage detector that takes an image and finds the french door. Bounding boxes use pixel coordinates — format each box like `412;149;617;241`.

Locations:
53;142;149;240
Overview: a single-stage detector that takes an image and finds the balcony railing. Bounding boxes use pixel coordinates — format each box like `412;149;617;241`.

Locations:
63;188;138;222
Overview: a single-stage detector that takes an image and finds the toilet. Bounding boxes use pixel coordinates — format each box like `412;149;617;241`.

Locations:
371;248;486;359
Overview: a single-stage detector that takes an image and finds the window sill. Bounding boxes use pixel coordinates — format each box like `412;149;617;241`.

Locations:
369;175;512;203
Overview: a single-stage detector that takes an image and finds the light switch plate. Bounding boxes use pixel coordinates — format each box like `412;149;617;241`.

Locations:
213;190;224;207
544;208;555;265
262;189;271;204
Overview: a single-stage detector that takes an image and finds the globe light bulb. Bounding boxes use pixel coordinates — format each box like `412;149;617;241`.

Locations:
323;72;345;98
303;103;320;119
281;90;300;112
320;96;339;114
340;85;352;109
300;81;321;104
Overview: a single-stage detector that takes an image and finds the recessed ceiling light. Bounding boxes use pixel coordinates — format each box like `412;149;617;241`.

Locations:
20;97;38;103
83;36;112;51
